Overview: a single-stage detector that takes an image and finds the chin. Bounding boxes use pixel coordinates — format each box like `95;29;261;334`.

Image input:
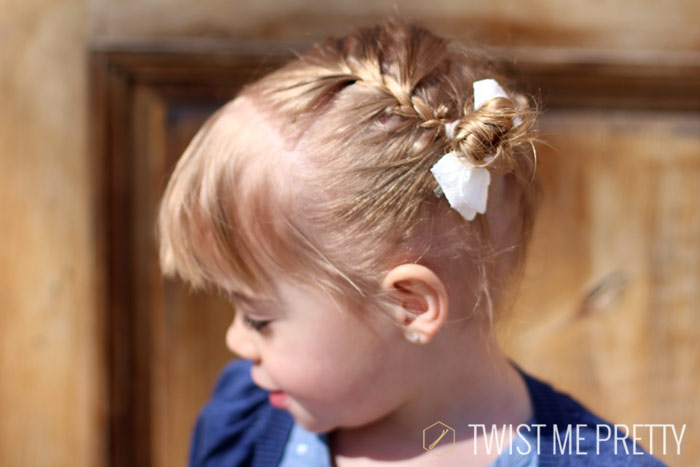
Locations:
290;411;337;434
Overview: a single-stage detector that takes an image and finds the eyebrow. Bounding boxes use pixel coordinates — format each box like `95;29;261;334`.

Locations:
226;290;256;302
225;289;275;305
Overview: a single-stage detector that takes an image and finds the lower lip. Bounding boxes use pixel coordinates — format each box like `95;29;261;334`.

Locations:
269;391;289;408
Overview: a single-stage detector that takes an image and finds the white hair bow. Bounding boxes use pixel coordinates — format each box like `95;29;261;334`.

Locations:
430;79;517;221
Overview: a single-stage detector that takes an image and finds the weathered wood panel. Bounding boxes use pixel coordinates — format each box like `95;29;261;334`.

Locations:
500;111;700;465
90;46;292;466
0;0;100;465
91;0;700;51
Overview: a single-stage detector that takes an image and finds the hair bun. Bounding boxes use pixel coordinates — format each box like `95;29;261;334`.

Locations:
449;92;534;171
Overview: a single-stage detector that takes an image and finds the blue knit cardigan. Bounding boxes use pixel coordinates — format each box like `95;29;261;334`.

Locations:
189;359;665;466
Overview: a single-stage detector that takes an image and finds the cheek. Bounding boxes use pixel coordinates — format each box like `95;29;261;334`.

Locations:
266;320;399;399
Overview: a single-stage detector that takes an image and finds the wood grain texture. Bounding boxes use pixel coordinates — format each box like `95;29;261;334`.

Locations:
90;0;700;51
0;0;101;465
134;87;237;467
90;46;291;466
499;111;700;464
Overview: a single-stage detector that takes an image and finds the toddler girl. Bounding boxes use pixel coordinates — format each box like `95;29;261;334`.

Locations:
158;20;663;467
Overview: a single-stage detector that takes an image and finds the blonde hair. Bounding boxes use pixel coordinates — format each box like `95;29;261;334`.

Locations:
157;20;540;322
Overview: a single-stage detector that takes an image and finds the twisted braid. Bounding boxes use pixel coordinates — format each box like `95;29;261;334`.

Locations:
297;23;454;134
159;20;542;326
285;26;535;177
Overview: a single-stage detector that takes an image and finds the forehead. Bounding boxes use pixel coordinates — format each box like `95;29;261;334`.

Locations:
227;95;317;204
231;98;370;291
178;97;307;292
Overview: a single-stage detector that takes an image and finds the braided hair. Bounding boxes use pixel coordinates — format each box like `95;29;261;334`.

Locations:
159;20;540;324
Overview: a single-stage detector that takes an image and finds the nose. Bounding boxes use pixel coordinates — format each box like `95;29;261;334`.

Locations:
225;312;261;362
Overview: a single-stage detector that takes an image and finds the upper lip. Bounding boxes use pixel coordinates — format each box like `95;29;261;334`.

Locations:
250;374;280;393
253;380;275;392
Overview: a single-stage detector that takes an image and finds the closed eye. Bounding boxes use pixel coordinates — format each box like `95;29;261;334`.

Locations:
242;314;271;332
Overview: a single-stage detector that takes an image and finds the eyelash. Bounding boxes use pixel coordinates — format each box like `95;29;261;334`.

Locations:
242;315;271;332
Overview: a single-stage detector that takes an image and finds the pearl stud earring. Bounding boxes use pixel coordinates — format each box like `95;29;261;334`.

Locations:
407;332;422;344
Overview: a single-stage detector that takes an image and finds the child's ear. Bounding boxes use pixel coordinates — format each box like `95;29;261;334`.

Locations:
381;264;449;344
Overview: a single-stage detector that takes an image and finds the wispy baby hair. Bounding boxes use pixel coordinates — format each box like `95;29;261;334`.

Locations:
158;19;540;320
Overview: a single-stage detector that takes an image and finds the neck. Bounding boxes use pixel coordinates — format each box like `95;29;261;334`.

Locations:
328;331;533;462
